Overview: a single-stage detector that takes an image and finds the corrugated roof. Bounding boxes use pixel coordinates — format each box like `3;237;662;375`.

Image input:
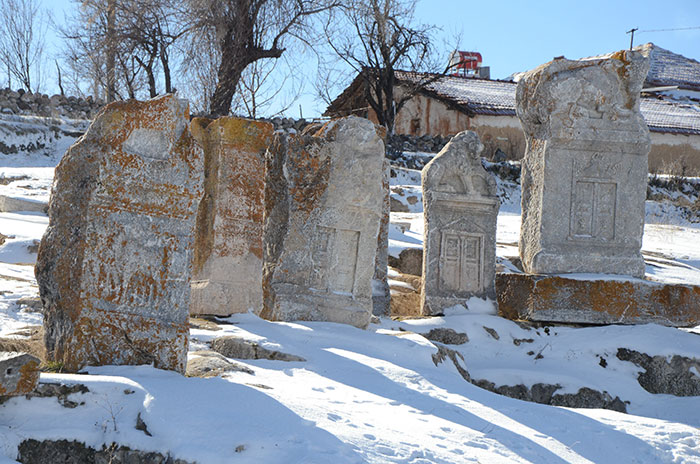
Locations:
641;98;700;135
398;72;700;135
396;71;517;116
637;43;700;91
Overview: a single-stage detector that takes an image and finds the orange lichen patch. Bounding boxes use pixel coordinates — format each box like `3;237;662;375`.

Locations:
14;359;40;394
37;95;203;374
496;273;700;327
59;308;188;373
0;356;40;396
192;116;272;267
287;138;330;216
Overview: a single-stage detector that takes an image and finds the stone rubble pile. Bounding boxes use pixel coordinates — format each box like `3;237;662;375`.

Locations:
0;88;103;119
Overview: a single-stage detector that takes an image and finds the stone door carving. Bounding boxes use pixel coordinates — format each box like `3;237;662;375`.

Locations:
310;225;360;294
439;231;483;293
569;155;618;241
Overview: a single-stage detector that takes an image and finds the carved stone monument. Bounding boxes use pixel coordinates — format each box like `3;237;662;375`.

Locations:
261;116;386;328
516;50;650;277
421;131;499;315
35;95;203;373
190;117;273;316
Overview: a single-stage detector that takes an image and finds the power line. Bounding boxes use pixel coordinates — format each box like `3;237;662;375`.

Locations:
638;26;700;33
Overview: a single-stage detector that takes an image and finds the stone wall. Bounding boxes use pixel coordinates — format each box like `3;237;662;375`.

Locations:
0;88;103;120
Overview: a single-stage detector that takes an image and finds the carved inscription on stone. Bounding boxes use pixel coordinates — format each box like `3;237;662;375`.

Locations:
310;226;360;294
438;231;483;293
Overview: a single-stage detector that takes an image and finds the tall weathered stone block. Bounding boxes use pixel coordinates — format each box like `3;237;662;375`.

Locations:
421;131;499;315
261;116;386;329
35;95;203;373
516;51;650;277
190;117;273;316
372;159;391;316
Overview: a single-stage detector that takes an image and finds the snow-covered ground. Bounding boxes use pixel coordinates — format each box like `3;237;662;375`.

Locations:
1;150;699;463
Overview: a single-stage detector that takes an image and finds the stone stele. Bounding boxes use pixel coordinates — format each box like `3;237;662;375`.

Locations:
190;117;273;316
35;95;203;374
516;50;650;277
261;116;386;329
421;131;499;315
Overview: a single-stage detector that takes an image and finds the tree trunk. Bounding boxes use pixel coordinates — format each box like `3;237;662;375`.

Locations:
55;60;64;96
160;47;172;94
209;41;248;117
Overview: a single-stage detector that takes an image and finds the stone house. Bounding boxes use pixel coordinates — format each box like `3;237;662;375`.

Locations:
325;43;700;173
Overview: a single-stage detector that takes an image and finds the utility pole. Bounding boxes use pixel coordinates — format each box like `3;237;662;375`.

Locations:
626;28;638;50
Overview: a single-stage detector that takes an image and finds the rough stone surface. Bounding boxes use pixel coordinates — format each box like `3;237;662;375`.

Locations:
431;345;627;412
17;439;193;464
388;248;423;276
0;352;39;397
35;95;204;374
496;272;700;327
186;350;255;377
0;195;46;213
210;336;305;362
421;131;499;315
261;116;386;328
22;382;89;408
422;328;468;345
190;117;273;316
372;160;391;316
617;348;700;396
516;51;651;277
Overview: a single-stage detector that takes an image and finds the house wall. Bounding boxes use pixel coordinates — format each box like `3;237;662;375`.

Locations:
392;94;526;160
390;93;700;172
649;132;700;175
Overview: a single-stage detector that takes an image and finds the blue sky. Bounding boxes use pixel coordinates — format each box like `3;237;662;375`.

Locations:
43;0;699;117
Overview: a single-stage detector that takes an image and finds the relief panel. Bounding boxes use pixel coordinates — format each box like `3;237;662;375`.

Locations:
439;231;483;293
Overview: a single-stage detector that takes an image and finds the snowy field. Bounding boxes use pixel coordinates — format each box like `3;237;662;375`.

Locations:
0;151;699;463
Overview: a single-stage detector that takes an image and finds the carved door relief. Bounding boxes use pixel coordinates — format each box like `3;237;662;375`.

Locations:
569;154;619;242
310;225;360;294
570;180;616;240
438;231;483;293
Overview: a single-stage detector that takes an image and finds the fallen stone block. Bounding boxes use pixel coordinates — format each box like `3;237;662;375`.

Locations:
0;352;40;397
0;195;46;213
35;95;204;373
210;336;305;362
496;273;700;327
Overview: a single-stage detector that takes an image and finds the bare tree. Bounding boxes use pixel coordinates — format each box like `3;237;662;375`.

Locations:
0;0;47;92
321;0;448;134
231;53;302;118
184;0;339;117
60;0;185;101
